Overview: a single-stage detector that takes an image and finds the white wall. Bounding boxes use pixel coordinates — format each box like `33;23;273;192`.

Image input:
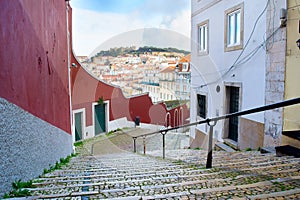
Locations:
191;0;267;141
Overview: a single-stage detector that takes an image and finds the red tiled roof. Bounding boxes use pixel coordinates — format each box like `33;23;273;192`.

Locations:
178;54;191;63
160;65;176;73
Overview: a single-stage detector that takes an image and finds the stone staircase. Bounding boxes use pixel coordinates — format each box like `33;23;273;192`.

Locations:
5;129;300;199
18;149;300;199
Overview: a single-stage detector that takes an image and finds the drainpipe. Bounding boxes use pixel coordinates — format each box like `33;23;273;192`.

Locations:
66;1;75;149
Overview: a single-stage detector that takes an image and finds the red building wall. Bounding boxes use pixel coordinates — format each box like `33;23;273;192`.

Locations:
0;0;189;135
0;0;71;133
70;56;189;128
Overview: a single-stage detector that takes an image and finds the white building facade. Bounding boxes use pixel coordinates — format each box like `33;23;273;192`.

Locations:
175;55;191;101
141;69;160;103
159;66;176;101
190;0;281;150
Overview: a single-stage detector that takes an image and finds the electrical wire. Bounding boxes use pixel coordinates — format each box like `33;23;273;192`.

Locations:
198;0;272;88
193;26;280;89
235;27;280;66
231;0;271;70
190;64;228;77
191;25;280;88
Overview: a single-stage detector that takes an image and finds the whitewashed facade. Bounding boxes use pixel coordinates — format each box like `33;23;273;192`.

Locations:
190;0;281;150
159;66;176;101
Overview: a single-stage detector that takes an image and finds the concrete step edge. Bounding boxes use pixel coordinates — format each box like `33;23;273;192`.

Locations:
190;176;300;195
247;188;300;199
215;142;236;152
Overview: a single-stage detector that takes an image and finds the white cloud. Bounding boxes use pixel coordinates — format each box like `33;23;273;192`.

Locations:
72;4;191;56
72;9;145;55
161;9;191;37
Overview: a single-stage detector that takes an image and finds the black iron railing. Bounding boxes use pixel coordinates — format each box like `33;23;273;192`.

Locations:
132;97;300;168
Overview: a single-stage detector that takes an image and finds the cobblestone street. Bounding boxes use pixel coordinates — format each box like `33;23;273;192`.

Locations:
13;128;300;199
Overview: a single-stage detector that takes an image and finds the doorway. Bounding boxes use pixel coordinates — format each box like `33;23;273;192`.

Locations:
94;103;106;135
226;86;240;142
74;112;83;141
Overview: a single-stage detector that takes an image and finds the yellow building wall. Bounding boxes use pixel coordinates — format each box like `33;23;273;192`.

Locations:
283;1;300;131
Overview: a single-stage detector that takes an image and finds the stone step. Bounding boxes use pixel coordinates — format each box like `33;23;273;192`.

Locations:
180;166;300;182
141;191;190;200
91;191;191;200
260;146;276;154
75;151;275;167
223;139;239;150
17;147;300;199
103;197;141;200
36;190;100;199
34;165;273;187
35;167;193;182
34;155;299;185
44;164;186;176
147;149;273;164
30;166;300;198
40;157;297;176
261;168;299;176
178;156;297;171
189;176;300;199
33;176;299;199
215;142;236;152
96;153;281;169
211;156;295;168
216;158;300;171
247;188;300;199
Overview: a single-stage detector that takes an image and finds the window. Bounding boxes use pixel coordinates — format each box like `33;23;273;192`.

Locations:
225;3;244;51
198;20;208;54
228;11;240;45
197;94;206;119
182;63;188;71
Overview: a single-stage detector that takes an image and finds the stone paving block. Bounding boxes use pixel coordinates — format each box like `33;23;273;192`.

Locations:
190;181;272;195
102;196;142;200
270;176;300;183
105;178;152;186
70;190;99;197
8;197;39;200
142;191;190;200
144;182;180;189
38;193;72;199
247;188;300;200
101;186;141;193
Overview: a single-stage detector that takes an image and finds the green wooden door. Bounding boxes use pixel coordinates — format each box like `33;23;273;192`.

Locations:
94;104;106;135
75;112;83;141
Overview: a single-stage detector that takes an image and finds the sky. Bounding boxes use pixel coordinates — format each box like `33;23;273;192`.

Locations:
71;0;191;56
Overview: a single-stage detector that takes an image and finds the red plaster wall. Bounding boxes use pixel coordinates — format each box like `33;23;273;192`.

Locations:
71;56;190;127
0;0;71;133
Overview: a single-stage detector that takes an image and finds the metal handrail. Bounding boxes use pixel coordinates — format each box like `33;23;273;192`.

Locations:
132;97;300;168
